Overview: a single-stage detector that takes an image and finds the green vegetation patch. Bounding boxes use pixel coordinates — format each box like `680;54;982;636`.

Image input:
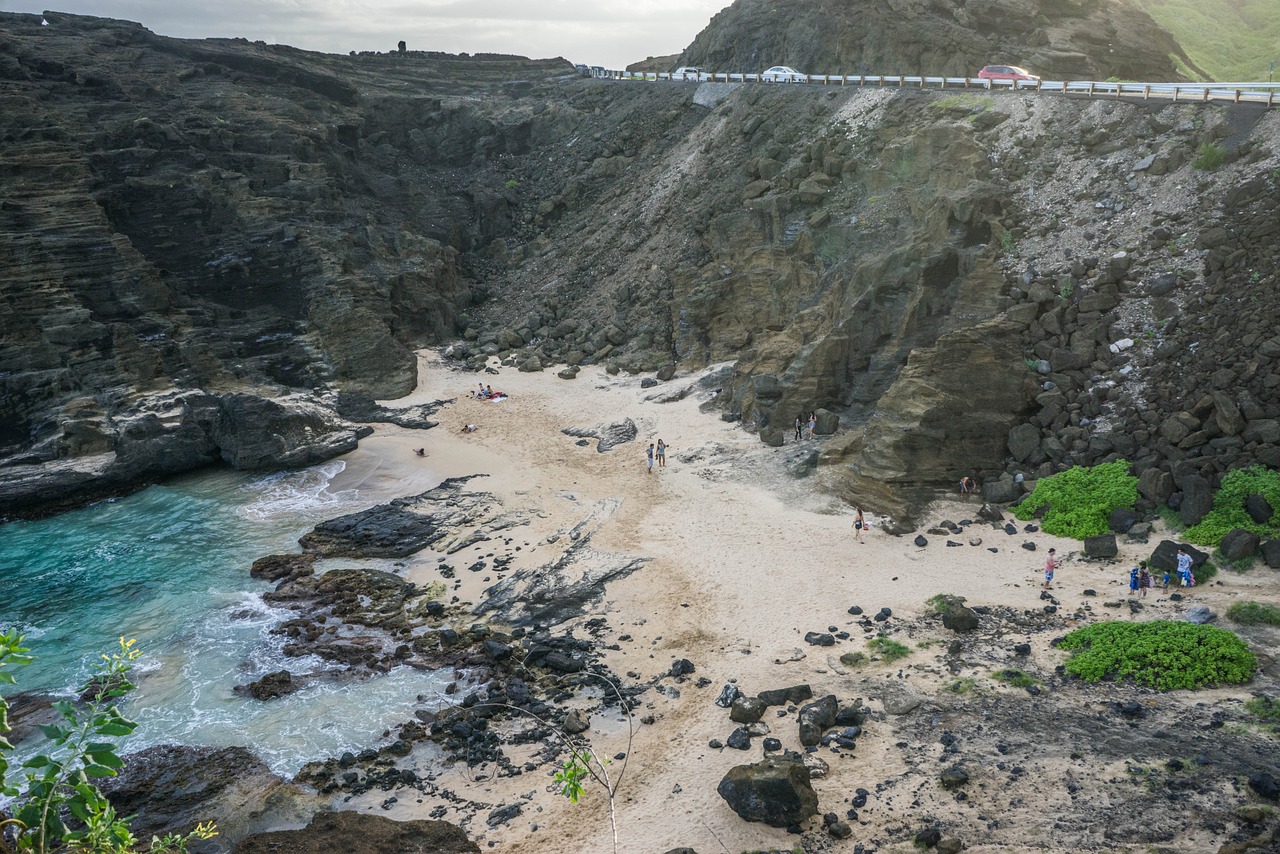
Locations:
926;593;966;613
1059;620;1257;690
944;677;978;694
1133;0;1280;83
991;668;1040;689
1184;465;1280;546
1013;460;1138;539
1192;143;1225;171
1245;696;1280;732
867;636;911;662
1226;601;1280;627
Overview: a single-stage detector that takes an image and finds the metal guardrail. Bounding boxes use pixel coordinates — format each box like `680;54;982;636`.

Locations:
588;69;1280;107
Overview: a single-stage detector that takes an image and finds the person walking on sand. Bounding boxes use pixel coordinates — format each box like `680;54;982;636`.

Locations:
1043;548;1057;590
1138;562;1151;598
794;415;803;443
852;507;866;544
656;439;667;468
807;412;817;440
1128;563;1141;596
646;443;655;474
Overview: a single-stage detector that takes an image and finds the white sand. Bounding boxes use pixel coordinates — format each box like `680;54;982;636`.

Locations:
327;350;1262;854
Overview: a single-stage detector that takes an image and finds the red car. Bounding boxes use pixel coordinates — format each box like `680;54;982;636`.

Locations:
977;64;1040;82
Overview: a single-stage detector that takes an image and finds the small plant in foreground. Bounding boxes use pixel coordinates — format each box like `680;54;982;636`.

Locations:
867;636;911;663
1013;460;1138;539
1226;601;1280;627
1192;142;1225;171
992;668;1040;689
0;632;217;853
1059;620;1256;690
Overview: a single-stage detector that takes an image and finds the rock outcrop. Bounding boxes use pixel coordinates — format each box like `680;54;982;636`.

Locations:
234;810;479;854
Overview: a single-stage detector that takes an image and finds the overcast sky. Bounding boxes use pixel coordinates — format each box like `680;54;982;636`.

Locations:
4;1;731;67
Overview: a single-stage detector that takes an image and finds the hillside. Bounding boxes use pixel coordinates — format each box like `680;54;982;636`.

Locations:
1134;0;1280;82
675;0;1206;80
2;10;1280;528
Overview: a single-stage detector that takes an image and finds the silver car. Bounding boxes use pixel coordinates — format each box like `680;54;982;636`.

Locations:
761;65;806;82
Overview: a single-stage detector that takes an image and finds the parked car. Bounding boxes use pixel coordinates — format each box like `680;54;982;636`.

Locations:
761;65;806;83
977;64;1040;83
672;66;703;80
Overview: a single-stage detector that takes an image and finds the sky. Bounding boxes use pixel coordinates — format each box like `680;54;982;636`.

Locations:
2;1;732;68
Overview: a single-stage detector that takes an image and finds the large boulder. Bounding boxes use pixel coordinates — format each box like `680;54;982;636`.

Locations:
1083;534;1118;558
1137;468;1173;504
561;418;638;452
212;394;359;470
941;604;980;632
716;758;819;827
234;810;480;853
1147;540;1209;574
813;408;839;435
982;473;1021;505
1262;539;1280;569
1109;508;1138;534
1007;423;1041;463
1245;494;1275;526
1219;529;1260;561
1178;475;1213;527
100;745;318;848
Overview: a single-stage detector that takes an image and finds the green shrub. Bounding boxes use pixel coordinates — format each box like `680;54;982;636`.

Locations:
1226;601;1280;627
926;593;965;613
867;636;911;662
1012;460;1138;539
1192;142;1226;171
1184;466;1280;546
1059;620;1257;690
1244;696;1280;731
944;677;978;694
991;668;1040;688
1157;504;1185;533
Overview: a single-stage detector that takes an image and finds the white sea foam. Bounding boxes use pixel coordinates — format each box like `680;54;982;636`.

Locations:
235;460;360;521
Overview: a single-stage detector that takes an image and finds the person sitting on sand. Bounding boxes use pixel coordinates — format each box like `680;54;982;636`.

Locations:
461;424;478;433
414;448;426;457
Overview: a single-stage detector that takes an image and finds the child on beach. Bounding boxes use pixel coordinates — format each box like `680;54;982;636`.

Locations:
1162;569;1170;591
1128;564;1141;596
1043;548;1057;590
646;444;654;474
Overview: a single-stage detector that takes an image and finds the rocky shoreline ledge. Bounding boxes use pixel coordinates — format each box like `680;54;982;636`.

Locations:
60;452;1274;853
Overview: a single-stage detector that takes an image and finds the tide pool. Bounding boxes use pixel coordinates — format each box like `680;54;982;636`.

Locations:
0;460;451;774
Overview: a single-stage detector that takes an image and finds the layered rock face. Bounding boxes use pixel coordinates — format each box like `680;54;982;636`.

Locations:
0;13;568;513
677;0;1205;80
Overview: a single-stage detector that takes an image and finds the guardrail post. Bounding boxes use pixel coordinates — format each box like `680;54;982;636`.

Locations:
1143;84;1150;100
1173;86;1179;102
1061;81;1067;94
1202;87;1209;103
1087;82;1094;97
1235;89;1241;104
859;75;865;86
1270;90;1275;108
878;75;883;87
1036;79;1042;92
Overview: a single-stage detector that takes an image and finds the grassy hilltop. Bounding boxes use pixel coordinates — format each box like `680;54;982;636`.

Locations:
1135;0;1280;81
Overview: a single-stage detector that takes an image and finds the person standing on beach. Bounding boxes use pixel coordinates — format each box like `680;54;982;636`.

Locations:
794;415;803;443
646;444;655;474
851;507;866;544
807;412;817;440
656;439;667;468
1128;563;1141;596
1043;548;1057;590
1138;562;1151;598
1176;547;1194;587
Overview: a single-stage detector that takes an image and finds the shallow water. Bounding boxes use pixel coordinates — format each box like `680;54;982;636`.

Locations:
0;461;450;774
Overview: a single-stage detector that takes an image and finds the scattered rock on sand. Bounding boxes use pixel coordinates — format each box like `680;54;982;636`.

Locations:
716;757;819;827
941;604;980;633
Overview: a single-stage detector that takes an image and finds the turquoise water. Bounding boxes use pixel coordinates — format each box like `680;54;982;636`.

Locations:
0;461;450;774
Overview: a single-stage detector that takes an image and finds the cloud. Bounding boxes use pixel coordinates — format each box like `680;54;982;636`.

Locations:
13;0;727;65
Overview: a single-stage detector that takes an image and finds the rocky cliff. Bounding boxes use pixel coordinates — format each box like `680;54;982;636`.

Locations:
677;0;1208;81
2;10;1278;524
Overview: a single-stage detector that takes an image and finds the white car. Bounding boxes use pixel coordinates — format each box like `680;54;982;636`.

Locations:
761;65;806;83
672;66;703;80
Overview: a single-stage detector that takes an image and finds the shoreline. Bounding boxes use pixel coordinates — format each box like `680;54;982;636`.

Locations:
312;349;1277;854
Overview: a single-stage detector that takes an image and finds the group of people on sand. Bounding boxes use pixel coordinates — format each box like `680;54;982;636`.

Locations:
645;439;669;473
1128;549;1195;595
794;412;818;442
473;383;507;401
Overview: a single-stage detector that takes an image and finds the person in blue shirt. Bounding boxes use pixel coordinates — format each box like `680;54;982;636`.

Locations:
1128;564;1141;596
1176;547;1194;587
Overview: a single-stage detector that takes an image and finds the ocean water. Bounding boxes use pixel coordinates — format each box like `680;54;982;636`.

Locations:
0;461;451;774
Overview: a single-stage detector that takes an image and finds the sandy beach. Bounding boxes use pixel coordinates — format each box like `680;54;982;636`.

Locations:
324;349;1273;854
